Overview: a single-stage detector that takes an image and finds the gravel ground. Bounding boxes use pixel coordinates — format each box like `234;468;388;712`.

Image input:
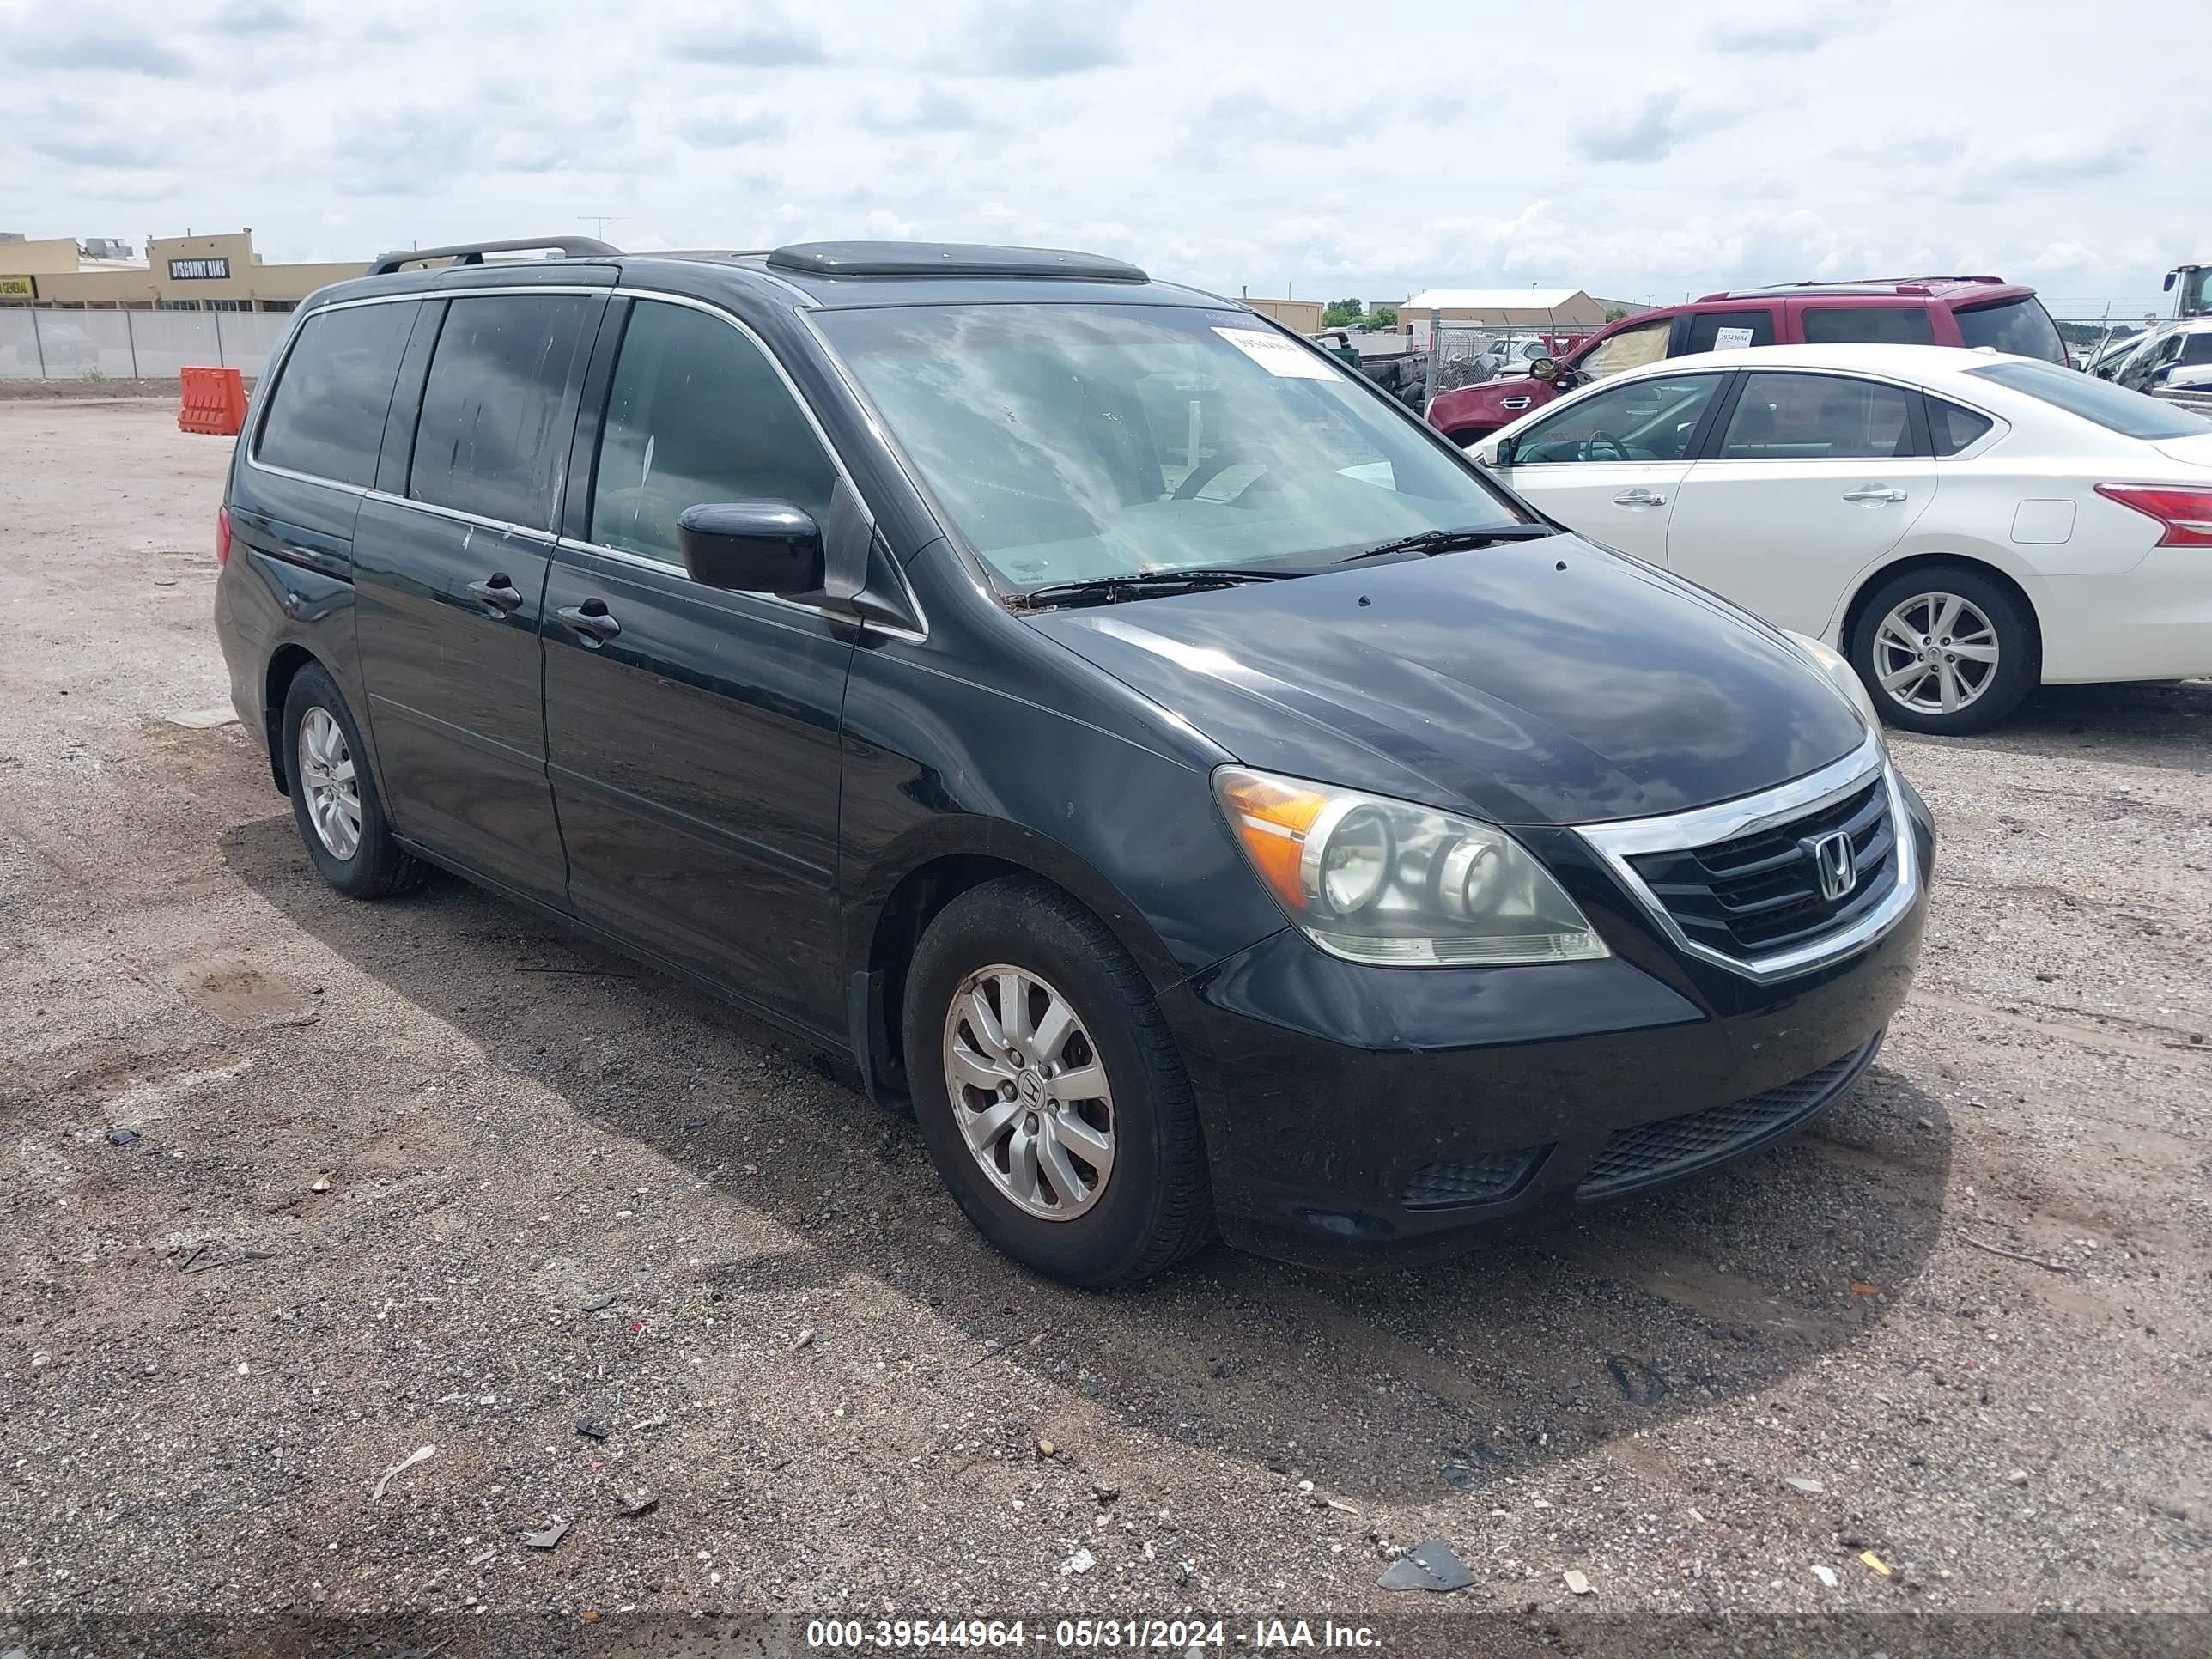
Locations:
1;403;2207;1646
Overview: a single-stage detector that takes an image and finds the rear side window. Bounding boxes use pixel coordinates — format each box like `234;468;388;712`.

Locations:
1717;373;1917;459
1802;307;1936;346
256;302;416;487
1967;360;2211;439
1955;297;2067;364
589;300;839;565
409;295;595;527
2184;334;2212;367
1680;309;1776;353
1927;398;1995;455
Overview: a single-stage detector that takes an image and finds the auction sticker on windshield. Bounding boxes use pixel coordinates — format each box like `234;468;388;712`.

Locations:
1213;327;1337;379
1711;326;1757;350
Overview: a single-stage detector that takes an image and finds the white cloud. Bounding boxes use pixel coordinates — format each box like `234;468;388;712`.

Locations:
0;0;2196;317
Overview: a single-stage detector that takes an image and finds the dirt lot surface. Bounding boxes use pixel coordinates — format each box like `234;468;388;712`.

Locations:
3;404;2208;1644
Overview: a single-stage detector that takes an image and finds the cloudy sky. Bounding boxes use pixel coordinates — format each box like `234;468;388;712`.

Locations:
4;0;2203;318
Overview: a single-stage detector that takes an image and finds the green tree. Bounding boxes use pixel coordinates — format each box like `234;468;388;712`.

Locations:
1603;307;1627;322
1368;306;1398;330
1323;297;1365;327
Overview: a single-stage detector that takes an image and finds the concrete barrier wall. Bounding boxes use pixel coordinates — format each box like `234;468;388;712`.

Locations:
0;308;292;380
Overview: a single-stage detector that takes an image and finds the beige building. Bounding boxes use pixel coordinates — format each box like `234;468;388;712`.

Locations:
1243;296;1327;334
0;230;362;312
1397;288;1612;331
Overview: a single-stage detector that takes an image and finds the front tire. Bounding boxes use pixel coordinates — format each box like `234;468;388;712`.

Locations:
902;878;1214;1287
1849;566;2037;735
281;663;425;898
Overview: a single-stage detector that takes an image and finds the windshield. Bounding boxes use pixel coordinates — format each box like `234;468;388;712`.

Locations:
1955;297;2068;364
815;303;1527;591
1968;359;2212;439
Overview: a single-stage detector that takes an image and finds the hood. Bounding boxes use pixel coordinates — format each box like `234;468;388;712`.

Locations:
1029;536;1866;827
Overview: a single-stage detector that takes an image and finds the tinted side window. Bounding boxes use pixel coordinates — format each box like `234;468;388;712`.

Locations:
1717;374;1916;459
1928;398;1995;455
256;302;416;487
1680;309;1777;353
1802;307;1936;346
409;295;594;527
590;300;838;565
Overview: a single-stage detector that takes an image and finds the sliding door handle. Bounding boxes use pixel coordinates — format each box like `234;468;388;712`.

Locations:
466;573;524;614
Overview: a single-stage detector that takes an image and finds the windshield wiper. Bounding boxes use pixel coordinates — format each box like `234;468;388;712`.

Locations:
1016;568;1306;609
1340;523;1556;563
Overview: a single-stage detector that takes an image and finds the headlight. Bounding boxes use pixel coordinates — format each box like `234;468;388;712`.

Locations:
1784;630;1883;735
1213;768;1610;967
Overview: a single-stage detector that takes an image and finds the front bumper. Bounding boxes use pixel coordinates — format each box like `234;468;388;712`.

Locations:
1159;767;1936;1269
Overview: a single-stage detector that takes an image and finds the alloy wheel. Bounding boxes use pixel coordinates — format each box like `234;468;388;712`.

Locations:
296;707;362;860
1872;592;2000;717
940;964;1115;1222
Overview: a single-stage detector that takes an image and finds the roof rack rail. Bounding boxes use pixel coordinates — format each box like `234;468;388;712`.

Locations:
764;240;1147;283
365;235;621;276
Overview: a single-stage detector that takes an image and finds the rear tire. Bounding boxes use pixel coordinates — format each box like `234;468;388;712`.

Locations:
281;663;426;899
902;878;1214;1288
1849;565;2037;735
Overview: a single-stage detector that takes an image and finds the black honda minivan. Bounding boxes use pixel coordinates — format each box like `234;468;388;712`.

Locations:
215;237;1936;1285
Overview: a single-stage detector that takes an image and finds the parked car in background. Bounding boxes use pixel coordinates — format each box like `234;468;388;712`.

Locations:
1428;278;2069;447
1474;343;2212;733
216;237;1935;1285
2086;330;2152;380
2111;318;2212;401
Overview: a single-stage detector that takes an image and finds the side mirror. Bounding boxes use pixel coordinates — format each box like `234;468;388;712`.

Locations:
1528;356;1559;383
677;501;823;595
1491;436;1516;466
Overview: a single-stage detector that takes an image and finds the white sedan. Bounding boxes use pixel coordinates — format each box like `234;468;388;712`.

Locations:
1471;343;2212;732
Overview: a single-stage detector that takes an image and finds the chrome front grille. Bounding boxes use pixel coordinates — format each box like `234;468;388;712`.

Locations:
1577;734;1918;983
1626;776;1899;962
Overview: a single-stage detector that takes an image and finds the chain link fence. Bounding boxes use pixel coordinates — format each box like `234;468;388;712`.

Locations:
0;307;291;380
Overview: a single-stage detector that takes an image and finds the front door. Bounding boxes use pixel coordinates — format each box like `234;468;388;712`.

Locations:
541;295;856;1033
350;289;602;902
1664;370;1940;635
1489;371;1729;565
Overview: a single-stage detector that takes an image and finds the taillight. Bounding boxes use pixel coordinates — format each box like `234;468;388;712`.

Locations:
2094;483;2212;547
216;505;231;566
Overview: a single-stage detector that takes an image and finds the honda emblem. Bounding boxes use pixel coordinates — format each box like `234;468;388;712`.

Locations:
1808;830;1856;902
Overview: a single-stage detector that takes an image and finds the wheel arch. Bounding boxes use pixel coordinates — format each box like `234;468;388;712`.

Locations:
844;823;1189;1111
262;643;323;794
1836;552;2045;678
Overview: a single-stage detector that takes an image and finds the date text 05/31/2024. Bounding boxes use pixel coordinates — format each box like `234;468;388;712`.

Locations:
804;1619;1383;1650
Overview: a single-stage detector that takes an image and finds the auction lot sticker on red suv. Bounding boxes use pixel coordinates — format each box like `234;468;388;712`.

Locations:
1214;326;1336;378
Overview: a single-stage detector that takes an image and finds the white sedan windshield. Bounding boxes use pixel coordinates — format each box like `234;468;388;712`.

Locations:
817;303;1528;589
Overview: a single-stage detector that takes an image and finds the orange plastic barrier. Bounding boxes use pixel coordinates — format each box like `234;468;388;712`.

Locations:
178;366;247;437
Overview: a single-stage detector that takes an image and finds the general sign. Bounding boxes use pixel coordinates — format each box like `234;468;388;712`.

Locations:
168;258;231;281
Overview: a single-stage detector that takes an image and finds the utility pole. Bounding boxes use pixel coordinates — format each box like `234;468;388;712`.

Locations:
579;216;622;241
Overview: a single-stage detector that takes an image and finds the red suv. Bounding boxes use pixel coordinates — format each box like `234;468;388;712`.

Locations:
1425;277;2069;446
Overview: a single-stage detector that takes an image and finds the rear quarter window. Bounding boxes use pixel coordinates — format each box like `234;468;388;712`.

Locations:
1954;297;2068;364
255;302;417;487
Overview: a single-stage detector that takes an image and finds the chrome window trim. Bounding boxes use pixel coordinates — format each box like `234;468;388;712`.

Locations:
238;280;928;642
550;532;928;645
1576;732;1919;983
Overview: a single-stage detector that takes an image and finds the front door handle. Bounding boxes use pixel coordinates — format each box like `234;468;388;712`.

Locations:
556;599;621;645
466;573;524;614
1842;486;1908;504
1612;487;1668;507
